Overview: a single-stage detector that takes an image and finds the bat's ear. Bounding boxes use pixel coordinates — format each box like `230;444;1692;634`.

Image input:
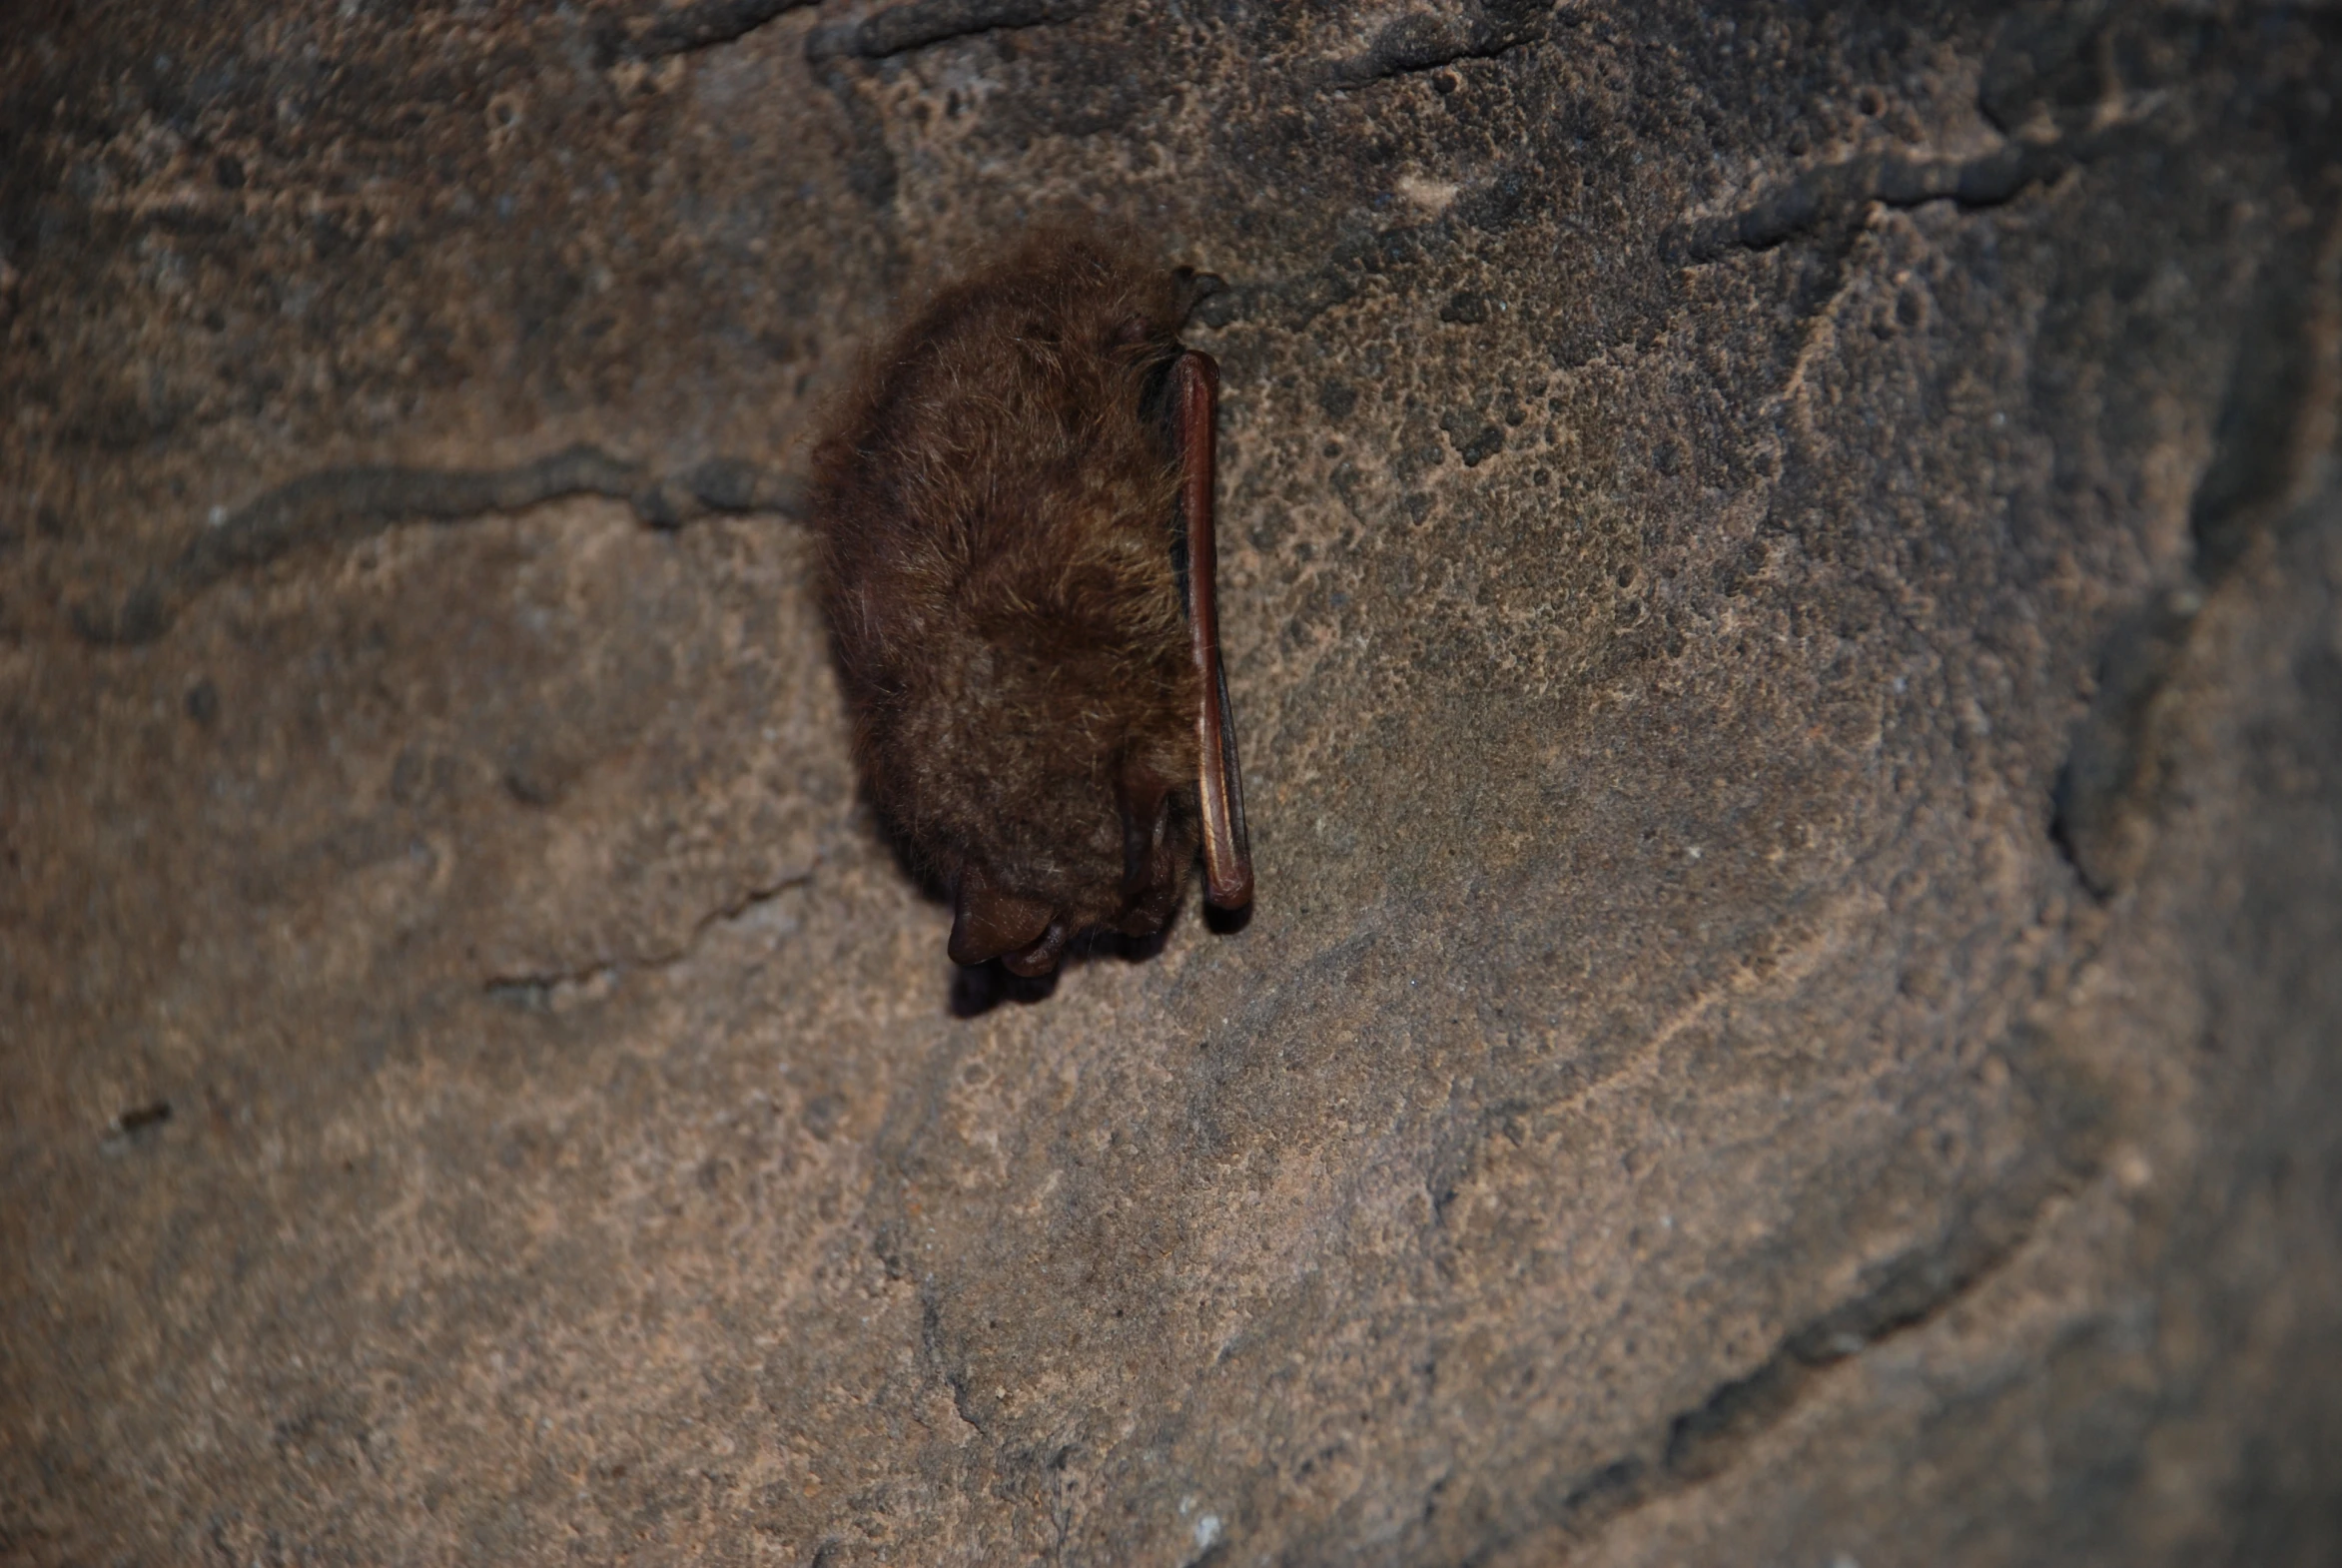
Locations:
948;864;1055;967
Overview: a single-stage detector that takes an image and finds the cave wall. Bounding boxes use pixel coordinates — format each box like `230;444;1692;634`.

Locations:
4;2;2339;1562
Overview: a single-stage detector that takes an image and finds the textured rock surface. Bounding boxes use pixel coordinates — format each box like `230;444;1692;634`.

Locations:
4;2;2339;1562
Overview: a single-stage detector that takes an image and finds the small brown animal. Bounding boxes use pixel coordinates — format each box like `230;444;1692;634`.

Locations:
810;231;1253;977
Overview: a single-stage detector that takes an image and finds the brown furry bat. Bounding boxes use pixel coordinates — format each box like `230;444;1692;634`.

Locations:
810;232;1253;978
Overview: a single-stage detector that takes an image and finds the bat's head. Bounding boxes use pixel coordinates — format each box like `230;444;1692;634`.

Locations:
811;231;1228;976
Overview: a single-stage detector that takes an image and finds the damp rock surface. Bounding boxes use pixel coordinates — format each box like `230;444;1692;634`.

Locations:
4;3;2340;1563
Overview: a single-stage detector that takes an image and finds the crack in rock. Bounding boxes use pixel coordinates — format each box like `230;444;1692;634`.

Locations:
1191;166;1545;334
2053;192;2342;894
1507;1215;2045;1547
1661;1195;2043;1484
1673;123;2142;264
805;0;1097;63
919;1294;993;1438
73;445;807;647
1443;1041;2110;1558
2049;582;2205;898
481;866;816;1011
591;0;823;64
1324;1;1562;88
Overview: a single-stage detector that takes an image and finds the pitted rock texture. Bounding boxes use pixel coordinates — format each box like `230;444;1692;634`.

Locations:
4;3;2339;1564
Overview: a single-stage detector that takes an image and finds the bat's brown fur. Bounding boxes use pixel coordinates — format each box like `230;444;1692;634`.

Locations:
810;231;1205;959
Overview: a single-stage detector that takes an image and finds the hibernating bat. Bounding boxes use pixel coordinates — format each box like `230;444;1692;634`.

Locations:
809;230;1253;978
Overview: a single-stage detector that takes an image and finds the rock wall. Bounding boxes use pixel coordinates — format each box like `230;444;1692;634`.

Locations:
4;2;2338;1562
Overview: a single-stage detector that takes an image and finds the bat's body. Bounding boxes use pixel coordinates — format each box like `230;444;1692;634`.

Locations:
810;233;1251;976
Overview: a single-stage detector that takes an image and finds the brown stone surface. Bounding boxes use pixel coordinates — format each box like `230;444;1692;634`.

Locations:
4;2;2338;1563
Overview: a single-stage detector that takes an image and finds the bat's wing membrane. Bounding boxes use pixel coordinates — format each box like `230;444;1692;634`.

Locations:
1173;350;1254;912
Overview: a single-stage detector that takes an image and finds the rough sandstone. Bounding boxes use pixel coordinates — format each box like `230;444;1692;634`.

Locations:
3;3;2338;1563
